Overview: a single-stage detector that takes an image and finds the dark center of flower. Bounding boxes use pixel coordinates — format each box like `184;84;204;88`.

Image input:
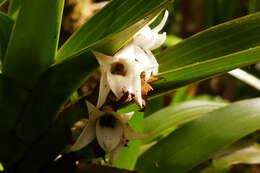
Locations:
110;62;127;76
99;115;117;128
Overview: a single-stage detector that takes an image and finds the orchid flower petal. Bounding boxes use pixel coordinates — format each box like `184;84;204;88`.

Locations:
149;32;166;50
86;101;104;119
123;124;148;140
114;111;134;124
121;112;135;122
114;43;136;61
133;27;154;49
133;75;143;108
143;49;159;74
153;10;169;33
145;70;152;81
133;10;168;51
70;119;96;151
109;141;125;164
133;45;158;79
134;45;152;66
107;72;128;98
92;50;114;67
97;71;110;108
71;101;105;151
96;117;124;152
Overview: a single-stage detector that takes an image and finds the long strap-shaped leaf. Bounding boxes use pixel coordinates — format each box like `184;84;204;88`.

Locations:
149;12;260;97
158;12;260;72
0;12;13;62
152;46;260;97
136;98;260;173
144;101;227;140
3;0;64;89
57;0;172;60
201;143;260;173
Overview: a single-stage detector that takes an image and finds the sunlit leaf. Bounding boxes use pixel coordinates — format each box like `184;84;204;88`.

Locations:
144;101;227;140
158;12;260;73
136;98;260;173
152;46;260;98
201;143;260;173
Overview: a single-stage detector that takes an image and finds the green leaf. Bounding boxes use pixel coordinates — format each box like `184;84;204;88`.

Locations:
144;97;164;117
12;98;88;172
57;0;172;60
201;143;260;173
144;101;227;141
136;98;260;173
152;46;260;97
170;86;189;105
0;12;13;62
16;0;171;143
158;12;260;73
163;35;182;47
150;13;260;98
3;0;64;88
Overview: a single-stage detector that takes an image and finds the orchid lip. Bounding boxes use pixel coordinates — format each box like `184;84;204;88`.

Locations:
110;61;127;76
99;114;117;128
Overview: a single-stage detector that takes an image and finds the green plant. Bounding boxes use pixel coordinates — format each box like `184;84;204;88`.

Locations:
0;0;260;172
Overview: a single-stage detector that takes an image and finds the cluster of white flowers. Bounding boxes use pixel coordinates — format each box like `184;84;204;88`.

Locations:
94;10;168;108
71;10;168;163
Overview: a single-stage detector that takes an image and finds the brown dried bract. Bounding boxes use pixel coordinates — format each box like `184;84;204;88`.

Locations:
147;76;162;83
141;79;154;96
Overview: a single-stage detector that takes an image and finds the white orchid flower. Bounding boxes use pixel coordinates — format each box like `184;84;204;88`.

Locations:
132;10;169;79
93;10;168;108
93;50;145;108
71;101;147;163
134;10;169;50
